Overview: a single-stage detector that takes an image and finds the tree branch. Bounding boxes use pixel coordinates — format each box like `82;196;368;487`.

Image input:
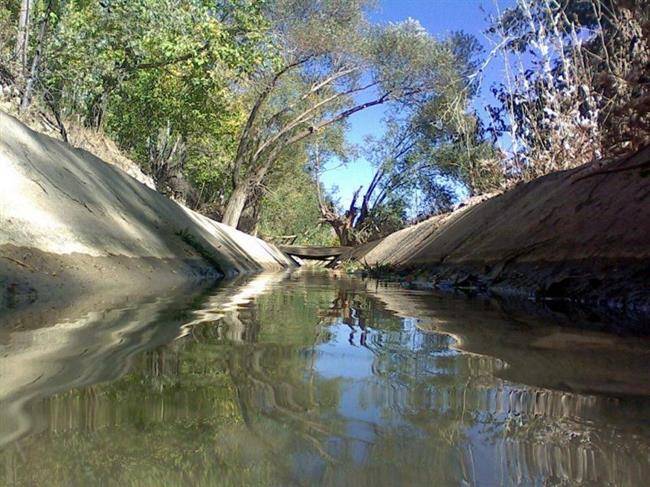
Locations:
284;90;393;148
254;80;379;161
232;56;313;185
265;65;361;129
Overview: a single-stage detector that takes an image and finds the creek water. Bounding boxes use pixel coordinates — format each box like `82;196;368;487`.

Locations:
0;270;649;486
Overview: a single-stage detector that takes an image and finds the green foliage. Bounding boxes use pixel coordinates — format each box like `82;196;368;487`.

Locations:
255;130;343;245
338;259;366;274
420;137;504;196
0;0;502;239
31;0;271;204
257;167;336;246
0;3;15;60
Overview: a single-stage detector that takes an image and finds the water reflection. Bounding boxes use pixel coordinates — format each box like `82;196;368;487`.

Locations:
0;271;649;485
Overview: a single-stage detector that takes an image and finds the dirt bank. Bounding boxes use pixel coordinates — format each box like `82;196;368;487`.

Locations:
346;146;650;314
0;111;295;312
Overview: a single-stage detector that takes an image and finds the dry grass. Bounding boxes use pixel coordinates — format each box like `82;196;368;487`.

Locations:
489;0;650;182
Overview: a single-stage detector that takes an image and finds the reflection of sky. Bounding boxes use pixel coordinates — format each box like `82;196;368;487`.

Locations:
300;305;609;483
312;316;461;451
305;311;593;484
5;273;648;485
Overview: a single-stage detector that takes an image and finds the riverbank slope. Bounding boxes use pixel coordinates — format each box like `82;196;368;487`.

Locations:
346;146;650;314
0;111;294;312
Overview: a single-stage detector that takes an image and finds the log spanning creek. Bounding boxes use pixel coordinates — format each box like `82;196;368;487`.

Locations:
0;270;649;485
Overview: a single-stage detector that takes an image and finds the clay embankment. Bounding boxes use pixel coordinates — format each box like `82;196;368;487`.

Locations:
347;146;650;313
0;111;295;311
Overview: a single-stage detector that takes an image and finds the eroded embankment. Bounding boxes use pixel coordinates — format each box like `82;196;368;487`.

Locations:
346;146;650;316
0;111;295;312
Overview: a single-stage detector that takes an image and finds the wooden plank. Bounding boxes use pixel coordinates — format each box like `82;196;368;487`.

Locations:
278;245;351;259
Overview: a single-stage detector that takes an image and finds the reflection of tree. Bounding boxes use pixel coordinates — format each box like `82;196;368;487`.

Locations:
309;289;650;485
222;285;346;471
363;287;650;485
1;272;649;485
224;281;650;485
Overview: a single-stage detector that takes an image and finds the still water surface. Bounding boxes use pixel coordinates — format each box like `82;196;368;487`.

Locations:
1;270;649;485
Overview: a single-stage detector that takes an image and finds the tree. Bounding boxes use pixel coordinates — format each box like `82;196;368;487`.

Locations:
20;0;54;112
256;161;336;246
33;0;269;204
314;119;457;246
235;124;347;243
220;0;472;228
313;31;494;246
0;0;499;241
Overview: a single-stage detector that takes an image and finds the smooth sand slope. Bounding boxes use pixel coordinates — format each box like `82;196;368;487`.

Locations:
0;111;295;310
348;146;650;311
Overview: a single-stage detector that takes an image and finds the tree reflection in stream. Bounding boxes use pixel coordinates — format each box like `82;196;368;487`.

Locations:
0;270;649;485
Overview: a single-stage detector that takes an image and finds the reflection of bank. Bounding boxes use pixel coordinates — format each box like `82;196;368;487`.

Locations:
326;285;650;486
367;285;650;397
0;293;197;447
0;272;648;486
180;271;293;342
0;271;292;447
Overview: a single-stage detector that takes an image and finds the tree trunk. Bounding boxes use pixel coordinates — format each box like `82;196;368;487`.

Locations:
247;193;263;236
15;0;32;75
222;156;275;229
320;213;356;246
20;0;53;112
43;88;67;141
222;183;250;228
334;225;352;246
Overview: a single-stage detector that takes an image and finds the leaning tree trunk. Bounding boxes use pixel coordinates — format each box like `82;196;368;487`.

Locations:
333;220;356;247
222;159;273;229
222;183;250;228
240;189;264;236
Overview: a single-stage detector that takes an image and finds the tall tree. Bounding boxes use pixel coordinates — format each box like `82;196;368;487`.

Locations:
37;0;269;203
313;32;495;246
314;115;460;246
20;0;54;112
221;0;469;228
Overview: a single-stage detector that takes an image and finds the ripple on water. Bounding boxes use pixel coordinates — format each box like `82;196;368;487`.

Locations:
0;270;648;486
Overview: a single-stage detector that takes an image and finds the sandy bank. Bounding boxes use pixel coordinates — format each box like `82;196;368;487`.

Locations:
0;111;295;311
347;147;650;313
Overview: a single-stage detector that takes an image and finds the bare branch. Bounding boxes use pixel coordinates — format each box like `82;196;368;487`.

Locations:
265;65;361;128
284;91;393;148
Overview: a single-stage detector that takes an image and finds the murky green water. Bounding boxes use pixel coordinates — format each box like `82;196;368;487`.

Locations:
1;270;649;486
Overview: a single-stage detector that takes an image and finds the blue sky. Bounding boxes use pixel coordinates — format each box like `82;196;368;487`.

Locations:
320;0;515;208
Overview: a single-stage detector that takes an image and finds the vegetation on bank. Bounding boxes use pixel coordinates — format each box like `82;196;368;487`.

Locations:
0;0;647;245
